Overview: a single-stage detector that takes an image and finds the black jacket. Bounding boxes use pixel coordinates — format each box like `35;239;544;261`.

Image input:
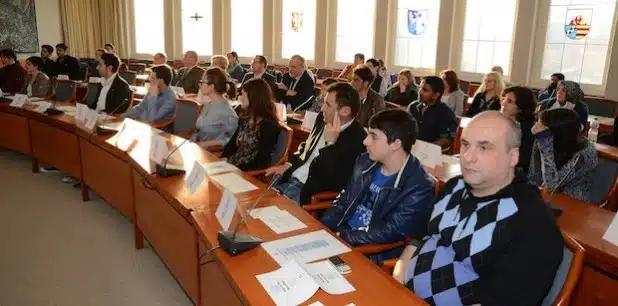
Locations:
517;115;535;175
241;71;277;94
276;70;315;110
283;113;367;204
55;55;81;80
41;58;57;78
466;91;501;117
86;75;133;114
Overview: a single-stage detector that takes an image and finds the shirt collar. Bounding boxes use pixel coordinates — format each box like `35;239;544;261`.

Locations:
102;72;117;86
340;118;354;132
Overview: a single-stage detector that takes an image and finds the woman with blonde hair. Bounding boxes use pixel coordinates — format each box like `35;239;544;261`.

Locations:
211;55;229;71
465;71;505;117
384;69;418;106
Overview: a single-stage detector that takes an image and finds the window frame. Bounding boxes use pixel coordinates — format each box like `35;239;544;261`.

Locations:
330;0;378;69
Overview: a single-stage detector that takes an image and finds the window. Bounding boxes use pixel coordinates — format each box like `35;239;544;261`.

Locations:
281;0;317;60
231;0;263;56
460;0;517;75
394;0;441;69
181;0;213;55
335;0;376;63
540;0;616;85
133;0;164;55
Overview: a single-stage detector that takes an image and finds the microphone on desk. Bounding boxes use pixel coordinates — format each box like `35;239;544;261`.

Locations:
155;130;198;177
218;174;283;256
286;95;316;124
544;154;582;217
95;99;129;134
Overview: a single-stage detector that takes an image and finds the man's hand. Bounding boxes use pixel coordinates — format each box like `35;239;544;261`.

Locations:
278;82;289;90
265;163;291;176
286;90;297;96
324;114;342;144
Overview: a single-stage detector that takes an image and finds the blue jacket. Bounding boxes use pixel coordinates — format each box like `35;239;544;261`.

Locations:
321;153;434;247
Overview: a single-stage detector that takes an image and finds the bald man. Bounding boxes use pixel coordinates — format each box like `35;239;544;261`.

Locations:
172;50;205;94
393;111;564;306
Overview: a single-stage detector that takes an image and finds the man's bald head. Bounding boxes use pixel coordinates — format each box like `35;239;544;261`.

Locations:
468;111;521;150
184;51;198;67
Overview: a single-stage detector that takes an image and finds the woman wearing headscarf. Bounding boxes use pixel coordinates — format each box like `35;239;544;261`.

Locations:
537;80;589;130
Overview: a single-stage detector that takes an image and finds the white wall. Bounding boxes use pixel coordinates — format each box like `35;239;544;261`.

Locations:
17;0;63;58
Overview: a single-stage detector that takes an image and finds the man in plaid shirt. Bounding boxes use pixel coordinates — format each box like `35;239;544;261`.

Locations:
393;111;564;306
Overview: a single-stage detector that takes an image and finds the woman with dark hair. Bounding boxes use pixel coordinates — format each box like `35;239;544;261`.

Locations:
221;78;281;171
0;48;27;93
528;108;597;202
384;69;418;106
192;67;239;147
538;80;589;129
500;86;537;173
20;56;51;98
440;69;466;116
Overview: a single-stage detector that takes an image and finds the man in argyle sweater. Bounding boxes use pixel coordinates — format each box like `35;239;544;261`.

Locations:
394;112;564;306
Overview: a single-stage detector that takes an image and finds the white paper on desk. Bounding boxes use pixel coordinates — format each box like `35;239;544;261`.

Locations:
261;230;351;266
302;111;319;130
33;101;52;113
276;102;286;122
215;188;238;231
250;205;283;219
304;260;355;295
75;103;89;122
57;74;69;80
149;134;169;164
89;77;103;83
202;160;239;175
441;154;459;165
9;94;28;108
28;97;45;102
210;172;258;194
260;209;307;234
256;261;320;306
603;213;618;246
115;123;136;151
84;109;99;131
171;86;185;96
412;140;442;168
56;105;77;116
184;160;207;195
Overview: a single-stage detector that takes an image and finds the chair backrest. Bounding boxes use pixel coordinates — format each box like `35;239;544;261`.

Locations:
173;99;203;134
588;155;618;206
385;101;402;109
468;83;480;97
270;124;293;166
459;80;470;96
463;94;470;113
128;63;147;74
390;74;398;85
54;80;77;103
541;233;584;306
119;71;138;85
316;69;334;79
583;96;617;117
85;82;102;107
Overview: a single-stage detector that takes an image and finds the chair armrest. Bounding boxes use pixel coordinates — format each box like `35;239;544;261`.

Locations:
353;241;405;255
311;191;338;203
208;144;224;153
246;169;267;177
150;119;173;129
381;258;398;275
303;201;332;218
174;131;193;140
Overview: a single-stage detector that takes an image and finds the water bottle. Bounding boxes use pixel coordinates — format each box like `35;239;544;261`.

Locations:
589;119;599;143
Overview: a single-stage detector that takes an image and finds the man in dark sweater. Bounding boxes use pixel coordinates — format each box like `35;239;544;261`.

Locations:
40;45;57;77
0;49;27;93
394;111;564;306
55;43;81;80
265;82;367;205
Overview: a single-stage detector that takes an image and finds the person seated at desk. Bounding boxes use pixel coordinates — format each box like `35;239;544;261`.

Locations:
172;50;205;94
20;56;51;98
537;80;589;130
394;111;564;306
338;53;365;81
538;73;565;102
265;82;367;205
54;43;81;80
408;76;458;150
465;71;504;117
0;49;27;94
440;69;466;116
241;55;276;90
307;78;338;113
528;108;597;202
351;65;385;127
366;58;388;97
88;53;132;114
275;55;315;111
39;45;57;78
500;86;537;175
321;109;434;262
88;48;106;78
221;78;280;171
124;65;176;128
191;67;239;147
384;69;418;107
226;51;246;82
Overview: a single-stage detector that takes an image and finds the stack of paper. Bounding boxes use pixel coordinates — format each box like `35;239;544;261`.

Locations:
210;172;258;193
412;140;442;168
202;161;239;175
56;105;77;116
256;260;355;306
261;230;351;266
250;206;307;234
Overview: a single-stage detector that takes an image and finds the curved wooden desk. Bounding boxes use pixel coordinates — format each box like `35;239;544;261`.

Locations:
0;103;426;306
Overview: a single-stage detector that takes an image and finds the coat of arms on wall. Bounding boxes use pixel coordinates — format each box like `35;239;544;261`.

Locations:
407;9;427;35
564;9;592;40
291;12;304;32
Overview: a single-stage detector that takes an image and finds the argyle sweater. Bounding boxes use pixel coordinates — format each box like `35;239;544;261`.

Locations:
404;174;563;306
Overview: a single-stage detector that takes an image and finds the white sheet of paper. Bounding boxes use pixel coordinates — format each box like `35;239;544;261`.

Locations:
89;77;103;83
84;109;99;131
57;74;69;80
202;161;239;175
28;97;45;102
276;102;286;121
55;105;77;116
33;101;52;113
171;86;185;96
259;209;307;235
603;214;618;246
116;124;136;151
98;121;123;131
304;261;355;295
256;261;320;306
412;140;442;168
261;230;351;266
215;188;238;231
441;154;460;165
302;111;319;130
250;205;284;219
184;160;207;194
9;94;28;108
75;103;89;122
149;134;169;164
210;172;258;194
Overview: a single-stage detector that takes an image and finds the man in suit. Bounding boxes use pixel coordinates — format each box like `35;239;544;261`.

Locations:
172;50;205;94
40;45;56;77
88;48;106;78
265;82;367;205
0;49;27;93
21;56;51;98
241;55;276;91
87;53;132;114
351;65;385;127
55;43;81;80
276;54;315;111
